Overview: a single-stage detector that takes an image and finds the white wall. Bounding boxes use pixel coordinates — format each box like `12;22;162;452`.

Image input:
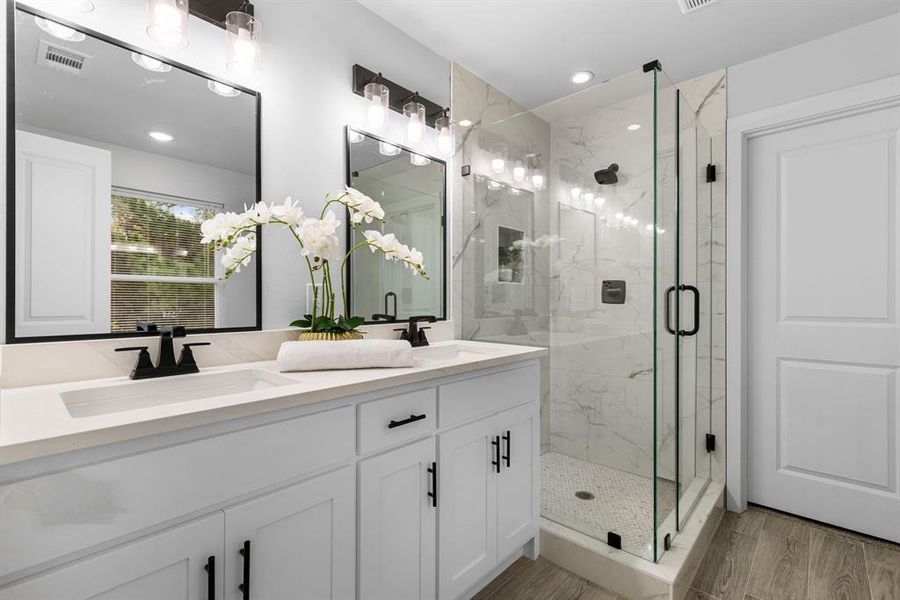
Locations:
727;13;900;117
1;0;450;339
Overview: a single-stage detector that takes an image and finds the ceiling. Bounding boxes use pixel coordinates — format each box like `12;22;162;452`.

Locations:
15;8;257;174
359;0;900;109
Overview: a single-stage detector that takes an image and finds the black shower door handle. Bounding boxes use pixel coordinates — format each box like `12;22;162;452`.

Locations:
664;286;677;335
679;284;700;337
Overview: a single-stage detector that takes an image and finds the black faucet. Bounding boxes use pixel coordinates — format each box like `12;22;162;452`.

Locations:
116;324;211;380
371;291;398;322
395;315;437;348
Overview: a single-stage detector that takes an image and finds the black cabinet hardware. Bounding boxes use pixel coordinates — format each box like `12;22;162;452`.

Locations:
491;436;501;473
238;540;250;599
204;556;215;600
502;430;511;468
679;284;700;337
388;413;427;429
427;461;437;507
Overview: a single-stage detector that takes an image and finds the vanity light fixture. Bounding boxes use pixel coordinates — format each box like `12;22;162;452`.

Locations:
132;52;172;73
582;190;594;204
410;153;431;166
364;76;390;132
512;161;526;182
627;123;641;131
146;0;189;47
491;157;506;174
207;80;241;97
378;141;401;156
570;187;582;201
458;119;473;127
403;95;426;144
226;2;261;76
435;110;453;157
572;70;594;84
148;131;174;142
595;196;606;208
35;17;86;42
531;171;545;189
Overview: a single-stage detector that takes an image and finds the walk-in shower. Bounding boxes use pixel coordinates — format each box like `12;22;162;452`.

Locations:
455;62;715;562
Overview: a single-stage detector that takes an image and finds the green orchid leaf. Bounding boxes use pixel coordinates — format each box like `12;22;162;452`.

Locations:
345;316;365;330
290;319;311;328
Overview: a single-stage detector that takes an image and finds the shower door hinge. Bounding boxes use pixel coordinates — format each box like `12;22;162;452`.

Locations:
664;533;672;551
705;433;716;453
607;531;622;550
706;163;717;183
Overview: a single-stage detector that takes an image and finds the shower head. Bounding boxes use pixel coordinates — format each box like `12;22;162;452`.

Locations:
594;163;619;185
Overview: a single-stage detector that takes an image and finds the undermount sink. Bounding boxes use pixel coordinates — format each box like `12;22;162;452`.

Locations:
60;369;296;418
412;343;497;363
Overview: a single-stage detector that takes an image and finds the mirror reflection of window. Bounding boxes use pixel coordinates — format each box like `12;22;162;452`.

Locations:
12;8;259;340
346;130;446;322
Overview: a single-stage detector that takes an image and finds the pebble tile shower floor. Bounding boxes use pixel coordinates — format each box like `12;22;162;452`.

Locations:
541;451;676;559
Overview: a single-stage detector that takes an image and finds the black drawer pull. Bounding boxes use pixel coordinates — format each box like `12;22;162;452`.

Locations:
427;461;437;507
238;540;250;599
388;413;427;429
502;430;511;468
204;556;215;600
491;435;501;473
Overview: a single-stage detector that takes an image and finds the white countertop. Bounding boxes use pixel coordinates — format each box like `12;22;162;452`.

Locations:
0;340;546;466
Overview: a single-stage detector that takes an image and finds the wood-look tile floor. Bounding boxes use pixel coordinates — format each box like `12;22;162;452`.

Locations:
690;505;900;600
472;557;625;600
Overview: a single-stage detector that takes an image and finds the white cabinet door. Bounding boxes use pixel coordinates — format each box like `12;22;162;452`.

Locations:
496;403;539;558
15;130;111;337
223;467;355;600
359;437;437;600
438;417;498;600
0;513;223;600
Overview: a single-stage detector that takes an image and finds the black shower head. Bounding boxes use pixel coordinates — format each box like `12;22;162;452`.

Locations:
594;163;619;185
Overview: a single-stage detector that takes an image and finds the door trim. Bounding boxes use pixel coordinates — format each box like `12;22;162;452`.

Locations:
725;73;900;512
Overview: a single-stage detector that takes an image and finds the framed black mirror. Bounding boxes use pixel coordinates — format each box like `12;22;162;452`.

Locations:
345;128;446;323
7;4;261;343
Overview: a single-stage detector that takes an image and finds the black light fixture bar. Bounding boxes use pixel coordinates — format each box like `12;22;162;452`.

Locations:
352;64;445;128
189;0;247;28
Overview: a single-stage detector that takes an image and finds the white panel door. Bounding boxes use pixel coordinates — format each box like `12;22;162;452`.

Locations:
359;437;436;600
438;417;498;600
15;130;111;337
748;102;900;542
0;513;223;600
223;467;355;600
496;403;539;558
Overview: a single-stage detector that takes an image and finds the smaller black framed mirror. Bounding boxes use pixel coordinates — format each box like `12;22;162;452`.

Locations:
345;128;446;323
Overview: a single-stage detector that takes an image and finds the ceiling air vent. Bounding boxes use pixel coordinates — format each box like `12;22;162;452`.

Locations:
676;0;721;14
37;40;90;75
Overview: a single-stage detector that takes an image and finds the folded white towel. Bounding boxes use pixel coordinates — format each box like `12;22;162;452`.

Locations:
276;339;414;372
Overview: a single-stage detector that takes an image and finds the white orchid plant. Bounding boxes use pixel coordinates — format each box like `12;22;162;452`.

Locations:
200;187;427;335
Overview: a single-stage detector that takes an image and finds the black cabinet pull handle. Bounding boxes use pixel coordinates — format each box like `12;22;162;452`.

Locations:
491;436;501;473
664;286;677;335
238;540;250;599
679;284;700;336
388;413;427;429
204;556;215;600
502;430;511;468
427;461;437;507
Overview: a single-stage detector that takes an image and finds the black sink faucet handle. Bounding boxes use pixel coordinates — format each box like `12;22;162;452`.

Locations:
178;342;211;373
115;346;154;378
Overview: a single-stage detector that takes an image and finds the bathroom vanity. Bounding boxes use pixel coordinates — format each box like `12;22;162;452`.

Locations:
0;340;544;600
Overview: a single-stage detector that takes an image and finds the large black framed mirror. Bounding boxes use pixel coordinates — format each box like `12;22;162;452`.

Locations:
345;128;446;323
6;4;261;343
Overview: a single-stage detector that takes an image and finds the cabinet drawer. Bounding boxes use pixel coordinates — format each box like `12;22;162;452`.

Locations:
0;406;354;580
439;363;539;428
358;388;436;455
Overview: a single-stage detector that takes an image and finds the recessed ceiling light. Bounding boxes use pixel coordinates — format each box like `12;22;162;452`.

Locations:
571;70;594;84
627;123;641;131
148;131;174;142
132;52;172;73
458;119;472;127
34;16;85;42
207;80;241;97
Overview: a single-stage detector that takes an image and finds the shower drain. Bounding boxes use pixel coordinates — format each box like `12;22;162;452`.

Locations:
574;491;595;501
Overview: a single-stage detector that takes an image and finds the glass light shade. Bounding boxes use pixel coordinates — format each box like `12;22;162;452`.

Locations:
512;161;526;181
35;17;86;42
435;114;452;157
378;141;401;156
570;187;581;200
582;190;594;204
404;101;426;144
491;157;506;174
595;196;606;207
226;10;261;76
364;82;390;132
410;153;431;166
531;170;545;190
146;0;189;47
